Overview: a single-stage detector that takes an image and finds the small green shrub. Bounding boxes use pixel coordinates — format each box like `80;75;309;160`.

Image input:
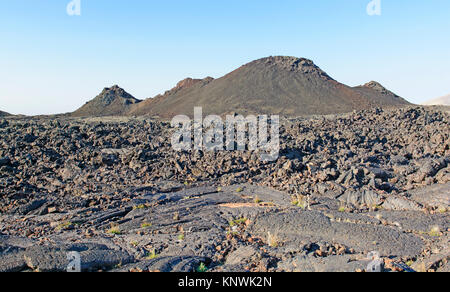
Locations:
133;204;147;210
229;218;247;227
141;222;152;228
196;262;208;273
147;249;158;260
56;221;73;231
107;223;121;235
429;226;441;237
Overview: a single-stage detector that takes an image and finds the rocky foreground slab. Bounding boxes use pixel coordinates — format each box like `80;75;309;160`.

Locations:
0;183;448;272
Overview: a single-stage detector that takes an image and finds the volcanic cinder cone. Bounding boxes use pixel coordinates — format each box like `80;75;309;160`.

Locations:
72;85;141;117
128;56;410;117
0;110;11;117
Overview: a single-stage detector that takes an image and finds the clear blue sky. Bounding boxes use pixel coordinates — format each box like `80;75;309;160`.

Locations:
1;0;449;115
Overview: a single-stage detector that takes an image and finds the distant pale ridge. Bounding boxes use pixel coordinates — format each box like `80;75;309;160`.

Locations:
423;94;450;106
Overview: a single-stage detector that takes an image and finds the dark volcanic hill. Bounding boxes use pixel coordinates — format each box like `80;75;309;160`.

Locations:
128;56;410;117
352;81;407;107
0;110;11;117
128;77;214;117
72;85;141;117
